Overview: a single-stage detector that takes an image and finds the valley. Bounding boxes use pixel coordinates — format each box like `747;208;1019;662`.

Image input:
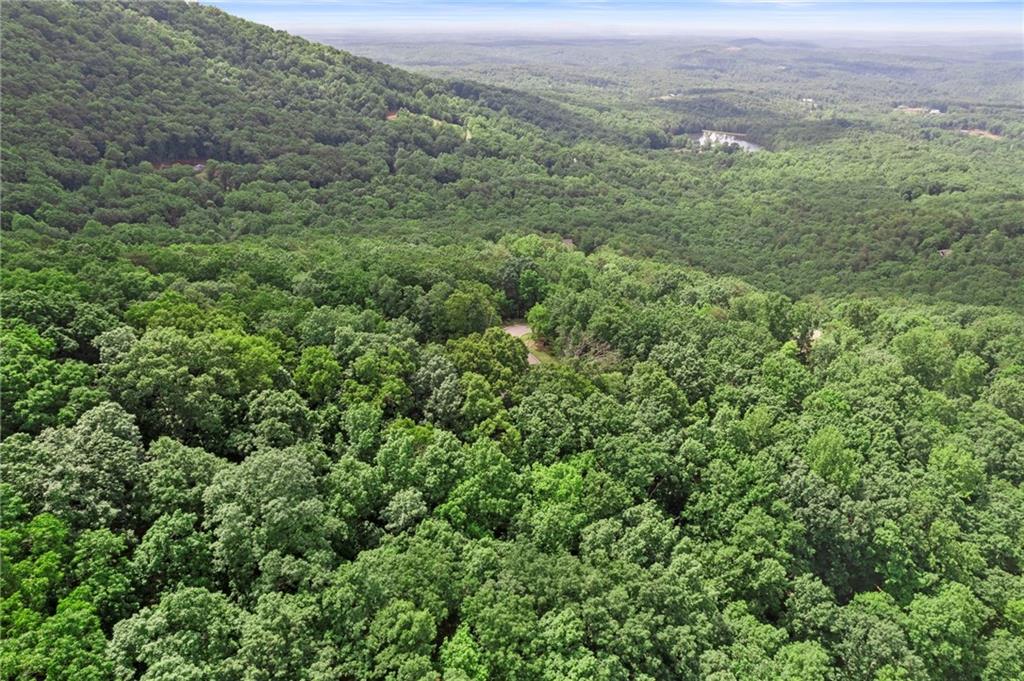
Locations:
1;3;1022;680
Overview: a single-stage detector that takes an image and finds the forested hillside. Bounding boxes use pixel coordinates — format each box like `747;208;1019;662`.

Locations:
338;34;1024;307
2;2;1023;680
3;1;1023;308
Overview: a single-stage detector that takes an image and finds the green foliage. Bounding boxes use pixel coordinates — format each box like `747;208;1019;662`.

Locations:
1;319;104;435
0;490;115;681
805;425;861;492
0;3;1021;679
894;326;956;390
907;583;991;680
3;402;144;531
109;587;245;681
441;624;488;681
294;345;344;406
447;327;529;396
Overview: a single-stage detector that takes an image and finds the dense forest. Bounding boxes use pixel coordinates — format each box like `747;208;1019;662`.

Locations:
1;2;1023;680
3;2;1023;308
334;34;1024;307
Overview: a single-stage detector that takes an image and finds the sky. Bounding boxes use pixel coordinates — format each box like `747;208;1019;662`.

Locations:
203;1;1024;37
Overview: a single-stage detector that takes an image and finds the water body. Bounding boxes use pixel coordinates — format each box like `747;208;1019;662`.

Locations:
697;130;763;152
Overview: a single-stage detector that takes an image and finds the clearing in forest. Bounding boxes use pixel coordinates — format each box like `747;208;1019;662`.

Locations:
960;128;1003;140
502;322;549;365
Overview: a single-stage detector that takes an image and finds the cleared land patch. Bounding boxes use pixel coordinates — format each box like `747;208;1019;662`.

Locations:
960;128;1003;140
502;322;547;365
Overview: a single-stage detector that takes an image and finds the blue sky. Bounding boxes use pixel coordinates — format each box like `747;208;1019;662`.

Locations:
203;1;1024;36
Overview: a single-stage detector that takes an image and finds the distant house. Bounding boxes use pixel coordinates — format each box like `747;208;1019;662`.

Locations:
193;163;206;172
938;248;953;257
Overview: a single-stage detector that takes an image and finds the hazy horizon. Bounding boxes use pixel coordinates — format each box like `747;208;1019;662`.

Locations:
4;4;1023;678
203;1;1024;40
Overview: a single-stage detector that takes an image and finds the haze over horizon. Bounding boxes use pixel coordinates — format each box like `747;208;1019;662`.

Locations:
4;2;1024;678
203;0;1024;39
